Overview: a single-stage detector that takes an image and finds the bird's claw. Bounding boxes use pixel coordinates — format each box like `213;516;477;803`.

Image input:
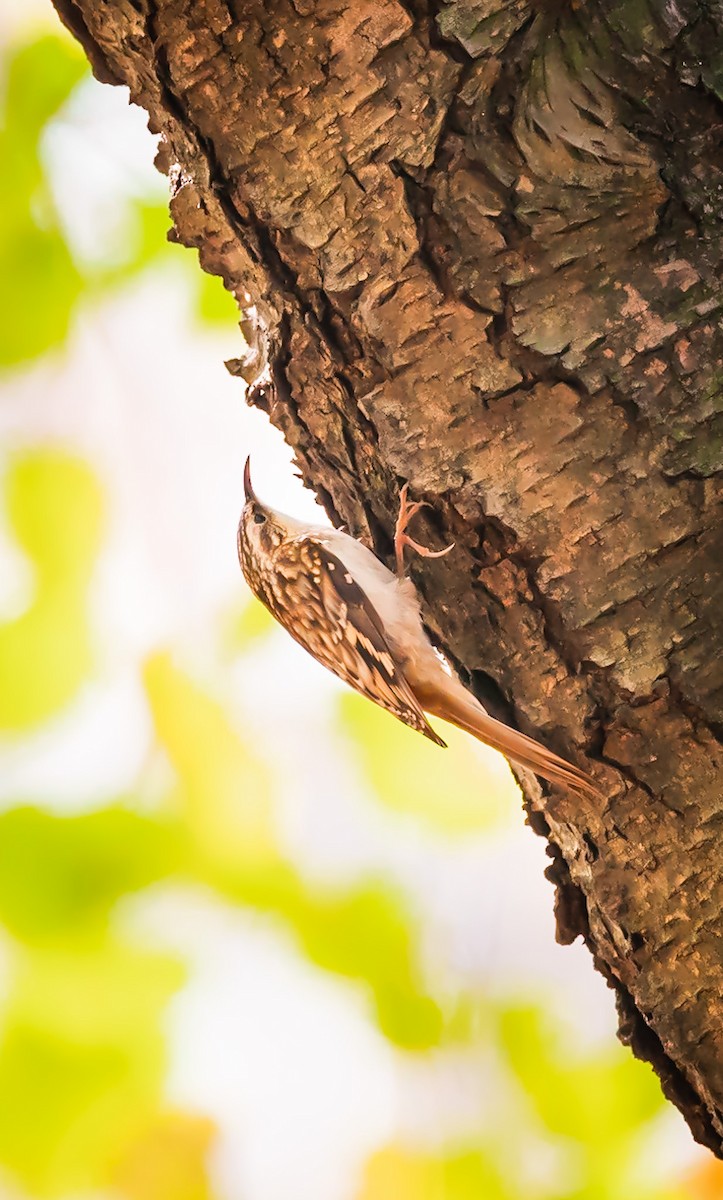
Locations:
394;483;454;576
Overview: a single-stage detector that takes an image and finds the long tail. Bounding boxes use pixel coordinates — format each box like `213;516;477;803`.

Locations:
424;686;602;802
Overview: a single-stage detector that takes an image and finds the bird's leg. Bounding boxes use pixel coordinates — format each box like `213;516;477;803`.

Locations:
394;483;455;576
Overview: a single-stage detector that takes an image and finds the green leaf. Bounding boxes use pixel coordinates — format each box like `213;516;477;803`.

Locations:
2;36;86;141
291;883;444;1049
0;940;184;1195
195;268;240;326
0;805;178;944
0;225;82;366
338;691;518;834
497;1004;671;1199
0;450;104;728
0;36;87;367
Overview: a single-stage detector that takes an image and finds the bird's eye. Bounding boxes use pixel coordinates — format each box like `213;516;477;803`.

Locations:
253;510;266;526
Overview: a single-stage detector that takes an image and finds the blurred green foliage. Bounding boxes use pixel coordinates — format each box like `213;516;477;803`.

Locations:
0;941;184;1194
0;33;238;372
0;35;85;366
0;805;176;943
0;451;103;728
144;650;445;1049
339;691;515;834
0;21;714;1200
498;1005;683;1200
360;1145;509;1200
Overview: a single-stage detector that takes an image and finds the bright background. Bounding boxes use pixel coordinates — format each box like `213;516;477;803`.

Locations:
0;8;720;1199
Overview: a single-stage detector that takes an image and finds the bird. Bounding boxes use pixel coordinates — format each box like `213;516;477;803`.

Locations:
237;459;600;801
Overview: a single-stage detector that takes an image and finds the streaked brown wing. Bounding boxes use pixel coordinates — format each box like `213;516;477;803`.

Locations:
271;538;446;747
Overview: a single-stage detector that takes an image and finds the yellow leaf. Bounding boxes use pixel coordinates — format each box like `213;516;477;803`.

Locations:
144;650;277;871
360;1146;438;1200
111;1111;217;1200
358;1145;508;1200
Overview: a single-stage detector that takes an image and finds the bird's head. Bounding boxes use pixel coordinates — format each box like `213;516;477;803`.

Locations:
237;458;287;586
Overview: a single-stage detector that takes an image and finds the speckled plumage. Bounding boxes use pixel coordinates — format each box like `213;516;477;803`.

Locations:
238;461;601;802
239;523;444;745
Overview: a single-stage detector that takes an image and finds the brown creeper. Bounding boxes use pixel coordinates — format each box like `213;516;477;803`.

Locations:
237;460;600;801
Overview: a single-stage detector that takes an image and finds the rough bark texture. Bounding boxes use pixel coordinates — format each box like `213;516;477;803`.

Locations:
53;0;723;1152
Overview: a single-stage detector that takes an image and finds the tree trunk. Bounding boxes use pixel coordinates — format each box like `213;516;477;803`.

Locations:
52;0;723;1153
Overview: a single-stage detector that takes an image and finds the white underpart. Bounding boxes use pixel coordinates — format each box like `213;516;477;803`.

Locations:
321;531;436;664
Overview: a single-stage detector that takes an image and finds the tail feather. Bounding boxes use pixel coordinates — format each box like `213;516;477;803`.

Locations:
425;688;601;802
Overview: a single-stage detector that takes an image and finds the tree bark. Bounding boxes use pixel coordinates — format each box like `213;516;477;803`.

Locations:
52;0;723;1153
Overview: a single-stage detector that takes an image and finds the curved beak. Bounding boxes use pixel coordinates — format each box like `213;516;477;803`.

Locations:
243;456;256;504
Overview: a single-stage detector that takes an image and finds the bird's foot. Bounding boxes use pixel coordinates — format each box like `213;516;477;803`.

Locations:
394;483;455;576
